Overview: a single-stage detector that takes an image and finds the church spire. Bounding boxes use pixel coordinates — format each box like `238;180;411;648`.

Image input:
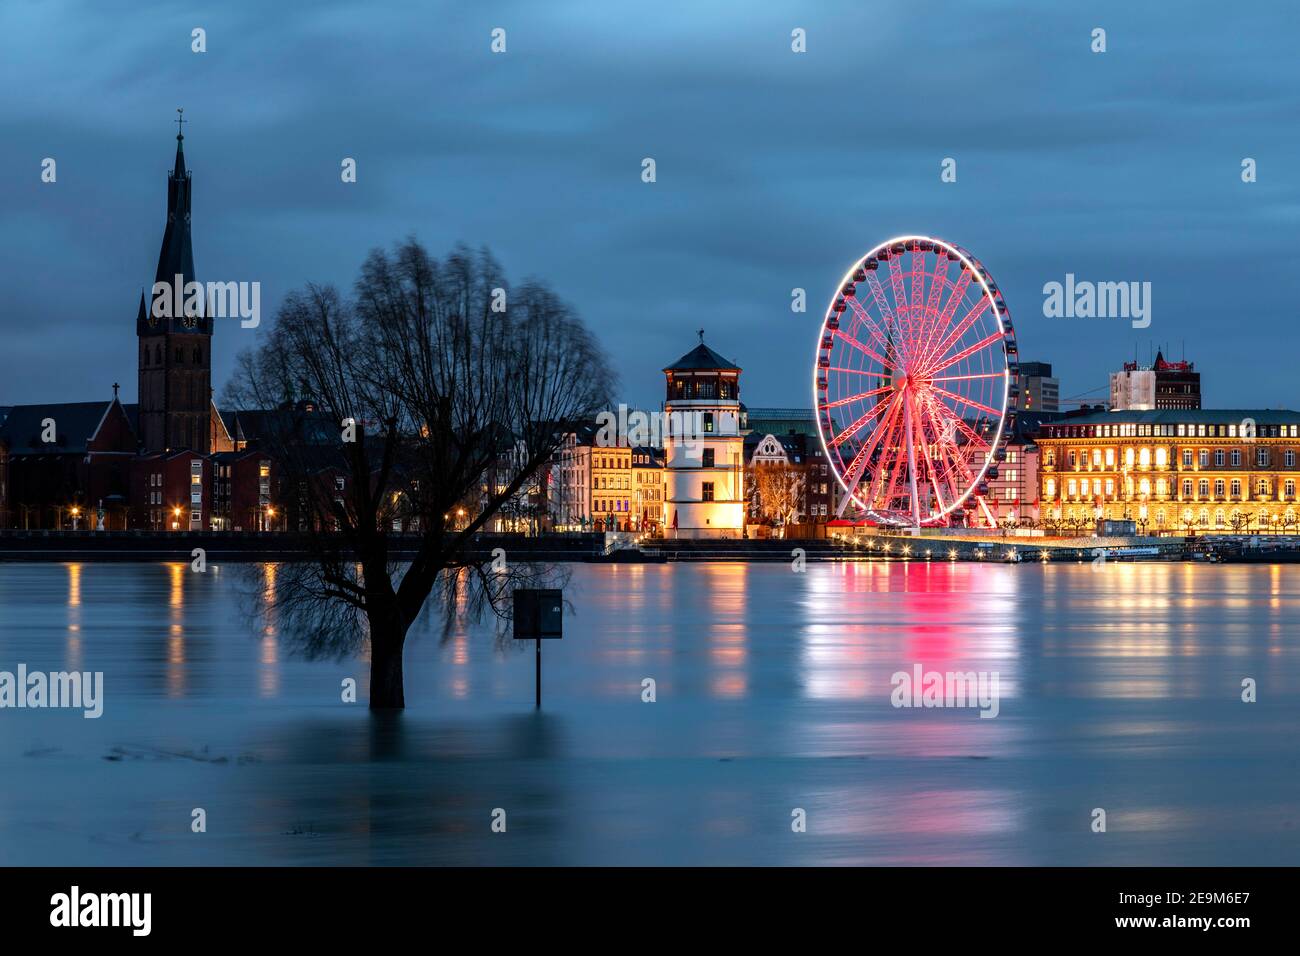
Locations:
154;109;197;300
173;107;187;177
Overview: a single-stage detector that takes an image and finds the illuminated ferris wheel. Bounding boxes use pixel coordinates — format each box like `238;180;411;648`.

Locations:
813;236;1017;527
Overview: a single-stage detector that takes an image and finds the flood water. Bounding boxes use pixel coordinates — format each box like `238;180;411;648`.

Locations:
1;560;1297;866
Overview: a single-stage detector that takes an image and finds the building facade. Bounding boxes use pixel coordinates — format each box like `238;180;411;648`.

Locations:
630;446;663;534
592;444;632;530
1015;361;1059;413
663;335;745;538
1037;409;1300;533
744;430;833;533
1109;352;1200;411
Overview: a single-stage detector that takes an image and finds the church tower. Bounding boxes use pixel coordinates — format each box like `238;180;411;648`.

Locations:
137;111;213;454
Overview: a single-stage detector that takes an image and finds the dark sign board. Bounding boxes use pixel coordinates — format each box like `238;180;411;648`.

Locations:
513;589;563;639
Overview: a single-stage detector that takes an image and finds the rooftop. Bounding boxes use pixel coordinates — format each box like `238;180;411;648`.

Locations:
663;339;740;372
1045;408;1300;427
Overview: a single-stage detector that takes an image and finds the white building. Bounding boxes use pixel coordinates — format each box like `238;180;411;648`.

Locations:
663;334;745;538
1110;368;1156;410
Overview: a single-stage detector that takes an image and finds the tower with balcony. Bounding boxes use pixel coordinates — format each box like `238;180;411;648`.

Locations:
663;332;745;538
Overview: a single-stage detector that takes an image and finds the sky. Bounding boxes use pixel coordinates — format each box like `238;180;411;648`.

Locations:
2;0;1298;412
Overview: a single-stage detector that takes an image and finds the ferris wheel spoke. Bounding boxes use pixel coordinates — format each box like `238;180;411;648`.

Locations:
920;297;992;376
916;395;967;505
843;295;892;353
905;390;942;520
915;259;954;369
908;258;926;340
931;371;1005;383
863;272;903;367
931;385;1003;419
885;256;913;363
828;393;893;447
836;391;904;515
922;267;974;369
925;330;1003;377
821;384;893;411
833;328;891;368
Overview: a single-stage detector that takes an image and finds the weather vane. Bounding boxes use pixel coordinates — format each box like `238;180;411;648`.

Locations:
175;107;186;138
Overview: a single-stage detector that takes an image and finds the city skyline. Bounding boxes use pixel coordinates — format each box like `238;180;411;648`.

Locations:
3;1;1298;411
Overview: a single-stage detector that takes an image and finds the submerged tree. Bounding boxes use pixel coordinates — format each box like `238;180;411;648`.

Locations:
225;240;616;708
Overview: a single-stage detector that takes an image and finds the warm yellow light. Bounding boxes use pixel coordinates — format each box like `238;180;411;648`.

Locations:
266;507;276;518
173;506;181;516
71;507;80;517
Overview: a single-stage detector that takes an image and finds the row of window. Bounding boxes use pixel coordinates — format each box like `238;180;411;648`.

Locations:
1056;447;1295;469
1057;507;1298;528
1053;477;1297;499
1048;423;1300;439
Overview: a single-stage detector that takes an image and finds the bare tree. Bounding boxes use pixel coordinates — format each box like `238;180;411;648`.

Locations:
225;241;616;708
751;463;804;536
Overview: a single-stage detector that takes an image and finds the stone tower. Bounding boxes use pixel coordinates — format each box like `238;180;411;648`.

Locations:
663;332;745;538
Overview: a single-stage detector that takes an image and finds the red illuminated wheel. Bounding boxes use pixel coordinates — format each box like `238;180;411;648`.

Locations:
814;236;1017;527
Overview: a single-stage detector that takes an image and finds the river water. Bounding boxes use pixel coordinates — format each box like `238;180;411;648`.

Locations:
1;560;1297;865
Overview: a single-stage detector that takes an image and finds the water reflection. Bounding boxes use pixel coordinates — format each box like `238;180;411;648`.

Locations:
1;560;1298;865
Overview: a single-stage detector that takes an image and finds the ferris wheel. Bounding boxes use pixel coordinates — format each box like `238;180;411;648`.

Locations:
813;236;1017;527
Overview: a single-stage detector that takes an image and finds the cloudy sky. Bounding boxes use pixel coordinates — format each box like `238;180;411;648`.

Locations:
2;0;1298;411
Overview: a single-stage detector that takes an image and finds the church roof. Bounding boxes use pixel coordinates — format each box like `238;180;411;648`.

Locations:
663;341;740;372
0;400;126;455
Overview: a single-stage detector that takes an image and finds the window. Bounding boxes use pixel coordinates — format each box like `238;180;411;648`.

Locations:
1215;450;1225;467
1105;448;1115;467
1257;448;1270;467
702;482;715;502
1182;479;1192;497
1231;450;1241;467
1198;479;1209;497
1231;479;1241;498
1287;480;1296;498
1182;449;1193;467
1259;479;1270;496
1214;479;1225;498
703;413;714;434
702;448;715;468
1199;450;1209;468
334;476;345;491
1287;451;1296;468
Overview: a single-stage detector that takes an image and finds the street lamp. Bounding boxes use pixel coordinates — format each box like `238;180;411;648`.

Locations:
70;506;81;531
172;506;181;531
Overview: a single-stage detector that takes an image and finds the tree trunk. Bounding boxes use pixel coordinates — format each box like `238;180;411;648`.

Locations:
369;627;407;710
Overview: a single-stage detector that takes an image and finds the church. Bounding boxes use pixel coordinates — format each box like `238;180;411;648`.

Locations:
0;119;267;531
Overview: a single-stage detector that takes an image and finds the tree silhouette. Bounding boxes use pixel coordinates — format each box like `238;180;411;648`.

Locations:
226;240;615;708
